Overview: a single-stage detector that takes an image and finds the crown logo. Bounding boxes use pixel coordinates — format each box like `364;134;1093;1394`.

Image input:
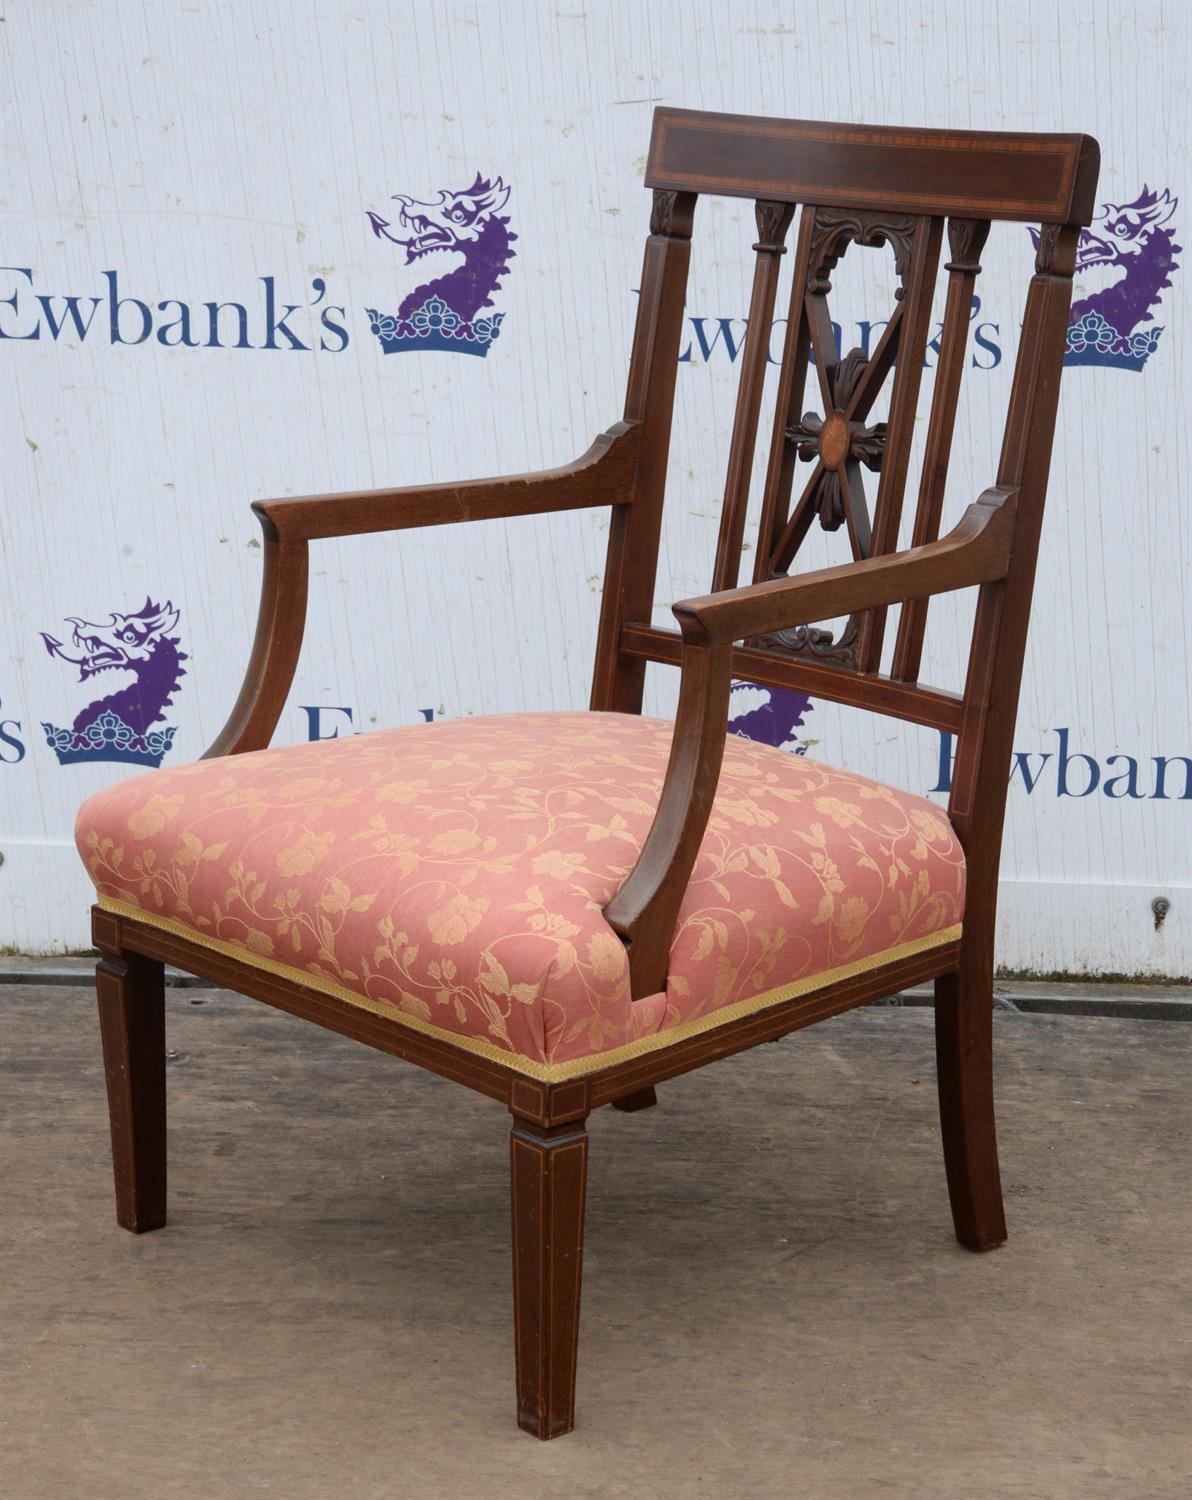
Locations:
1062;310;1164;371
41;709;178;768
367;296;505;358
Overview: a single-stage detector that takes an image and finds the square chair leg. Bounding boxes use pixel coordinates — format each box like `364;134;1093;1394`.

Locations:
96;949;167;1234
509;1116;589;1438
935;954;1007;1251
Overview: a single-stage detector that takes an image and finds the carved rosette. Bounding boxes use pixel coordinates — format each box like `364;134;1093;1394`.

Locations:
785;408;887;530
783;332;889;534
785;407;887;473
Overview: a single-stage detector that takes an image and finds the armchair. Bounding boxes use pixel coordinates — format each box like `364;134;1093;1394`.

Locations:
78;108;1098;1438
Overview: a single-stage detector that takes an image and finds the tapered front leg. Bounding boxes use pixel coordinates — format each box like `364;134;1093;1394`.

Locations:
509;1115;589;1439
935;952;1007;1251
96;949;167;1233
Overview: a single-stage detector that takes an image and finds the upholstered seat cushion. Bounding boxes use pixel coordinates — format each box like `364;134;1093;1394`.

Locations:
77;712;963;1077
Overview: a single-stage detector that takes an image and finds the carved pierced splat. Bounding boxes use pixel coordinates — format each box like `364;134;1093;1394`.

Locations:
745;206;942;669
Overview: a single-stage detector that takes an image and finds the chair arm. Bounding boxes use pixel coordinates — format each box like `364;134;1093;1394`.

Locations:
253;421;639;541
672;487;1018;648
203;421;638;758
604;487;1018;997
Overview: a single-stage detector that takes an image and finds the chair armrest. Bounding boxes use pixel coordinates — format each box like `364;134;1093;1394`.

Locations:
672;487;1017;648
604;486;1018;997
203;421;639;758
254;421;639;540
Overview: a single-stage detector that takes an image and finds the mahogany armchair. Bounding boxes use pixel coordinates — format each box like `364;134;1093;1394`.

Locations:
78;109;1099;1438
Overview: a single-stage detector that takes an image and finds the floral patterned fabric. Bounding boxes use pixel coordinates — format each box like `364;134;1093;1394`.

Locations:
77;712;964;1072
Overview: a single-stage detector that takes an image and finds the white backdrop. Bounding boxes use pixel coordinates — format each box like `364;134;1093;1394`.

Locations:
1;0;1188;976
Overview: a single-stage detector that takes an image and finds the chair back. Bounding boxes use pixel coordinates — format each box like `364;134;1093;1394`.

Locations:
592;107;1099;877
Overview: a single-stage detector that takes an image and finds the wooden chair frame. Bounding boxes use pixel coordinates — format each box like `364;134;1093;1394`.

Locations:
92;109;1099;1439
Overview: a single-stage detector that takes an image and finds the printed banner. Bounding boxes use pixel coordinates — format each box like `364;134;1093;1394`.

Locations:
0;0;1186;976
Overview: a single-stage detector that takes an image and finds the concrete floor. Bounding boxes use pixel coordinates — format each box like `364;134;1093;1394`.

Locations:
2;987;1189;1499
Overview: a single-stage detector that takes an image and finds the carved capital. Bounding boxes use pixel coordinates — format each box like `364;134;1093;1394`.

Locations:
752;198;795;254
1033;222;1079;277
650;188;696;239
944;216;990;274
1032;223;1061;273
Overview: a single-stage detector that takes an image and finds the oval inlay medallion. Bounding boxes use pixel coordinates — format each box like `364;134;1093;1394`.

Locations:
819;411;850;468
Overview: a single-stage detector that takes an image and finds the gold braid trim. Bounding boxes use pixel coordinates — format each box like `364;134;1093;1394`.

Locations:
98;896;961;1083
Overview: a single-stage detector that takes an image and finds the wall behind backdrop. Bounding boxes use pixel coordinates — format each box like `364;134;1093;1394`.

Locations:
1;0;1188;974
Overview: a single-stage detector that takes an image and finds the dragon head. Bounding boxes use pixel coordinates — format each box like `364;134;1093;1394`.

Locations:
1075;186;1178;270
41;598;180;682
367;173;511;262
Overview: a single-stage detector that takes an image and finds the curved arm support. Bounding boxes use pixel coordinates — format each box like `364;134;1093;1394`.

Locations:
202;519;309;758
603;486;1018;998
602;640;733;997
203;423;637;760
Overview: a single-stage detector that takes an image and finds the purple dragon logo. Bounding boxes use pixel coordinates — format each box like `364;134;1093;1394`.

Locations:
727;681;813;751
39;599;186;767
365;173;517;358
1031;186;1181;371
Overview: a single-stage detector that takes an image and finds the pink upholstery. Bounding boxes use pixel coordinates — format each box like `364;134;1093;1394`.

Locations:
77;712;964;1075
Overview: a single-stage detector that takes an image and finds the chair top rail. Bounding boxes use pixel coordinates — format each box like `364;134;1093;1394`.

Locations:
646;108;1100;226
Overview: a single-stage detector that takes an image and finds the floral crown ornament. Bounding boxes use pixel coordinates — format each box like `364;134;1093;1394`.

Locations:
367;296;505;357
41;709;178;768
1062;309;1164;371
